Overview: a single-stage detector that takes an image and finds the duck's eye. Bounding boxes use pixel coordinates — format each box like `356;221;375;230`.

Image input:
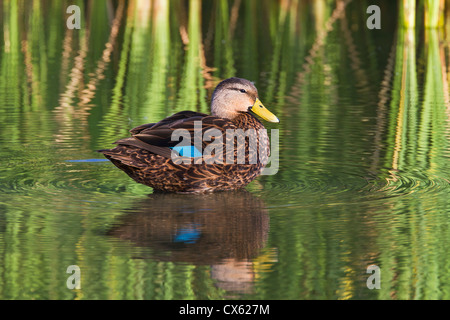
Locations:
239;89;246;93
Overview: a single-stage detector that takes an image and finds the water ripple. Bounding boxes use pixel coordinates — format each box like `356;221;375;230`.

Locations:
1;153;448;206
259;163;450;206
0;157;129;196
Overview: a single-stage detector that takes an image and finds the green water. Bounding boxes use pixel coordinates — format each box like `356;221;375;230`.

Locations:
0;0;449;300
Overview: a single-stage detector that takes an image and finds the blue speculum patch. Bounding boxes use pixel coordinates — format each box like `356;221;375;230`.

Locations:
170;146;203;158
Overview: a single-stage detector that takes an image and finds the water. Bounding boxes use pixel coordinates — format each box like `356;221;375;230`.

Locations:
0;0;449;300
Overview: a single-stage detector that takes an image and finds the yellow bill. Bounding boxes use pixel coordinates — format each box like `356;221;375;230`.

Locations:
250;98;279;123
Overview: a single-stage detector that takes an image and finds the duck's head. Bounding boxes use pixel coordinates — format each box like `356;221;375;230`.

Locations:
211;77;279;123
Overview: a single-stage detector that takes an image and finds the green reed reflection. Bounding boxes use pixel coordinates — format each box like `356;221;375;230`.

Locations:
0;0;449;300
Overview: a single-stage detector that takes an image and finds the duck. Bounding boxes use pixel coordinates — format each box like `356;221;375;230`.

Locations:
98;77;279;193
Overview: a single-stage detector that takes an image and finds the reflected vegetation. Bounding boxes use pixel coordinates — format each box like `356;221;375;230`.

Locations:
0;0;449;300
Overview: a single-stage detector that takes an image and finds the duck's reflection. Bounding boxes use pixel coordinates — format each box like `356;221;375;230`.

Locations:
108;190;273;294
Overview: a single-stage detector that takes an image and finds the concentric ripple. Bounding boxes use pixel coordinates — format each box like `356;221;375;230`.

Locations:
0;153;134;196
1;149;448;206
258;162;450;206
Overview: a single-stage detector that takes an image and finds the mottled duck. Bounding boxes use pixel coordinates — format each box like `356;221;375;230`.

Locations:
98;77;279;193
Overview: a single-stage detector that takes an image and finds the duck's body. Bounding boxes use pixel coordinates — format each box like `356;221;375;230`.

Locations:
98;77;278;193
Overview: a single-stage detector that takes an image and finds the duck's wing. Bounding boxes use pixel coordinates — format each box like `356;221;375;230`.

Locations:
115;111;236;159
129;111;204;135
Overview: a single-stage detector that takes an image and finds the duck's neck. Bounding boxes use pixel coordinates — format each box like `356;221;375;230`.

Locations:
232;112;264;130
